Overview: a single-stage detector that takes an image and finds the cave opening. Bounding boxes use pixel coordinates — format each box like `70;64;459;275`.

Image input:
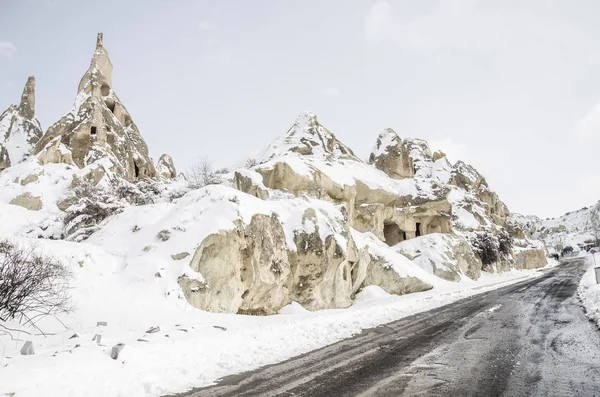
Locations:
91;126;97;135
383;223;406;246
134;162;140;178
416;222;422;237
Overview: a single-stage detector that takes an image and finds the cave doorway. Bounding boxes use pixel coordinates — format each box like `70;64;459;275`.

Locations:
383;223;407;246
134;162;140;178
91;126;97;135
416;222;422;237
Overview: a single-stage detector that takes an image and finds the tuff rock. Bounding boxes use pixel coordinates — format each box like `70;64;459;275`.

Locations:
0;76;43;172
32;33;156;182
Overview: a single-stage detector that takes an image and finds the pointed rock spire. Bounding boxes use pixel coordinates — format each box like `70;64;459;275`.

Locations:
33;33;156;182
0;76;43;172
18;76;36;120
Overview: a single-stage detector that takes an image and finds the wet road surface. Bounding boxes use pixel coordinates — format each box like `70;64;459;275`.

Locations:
171;259;600;397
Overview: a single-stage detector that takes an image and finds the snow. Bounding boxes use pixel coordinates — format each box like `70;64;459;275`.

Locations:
0;105;42;167
578;254;600;328
0;235;550;397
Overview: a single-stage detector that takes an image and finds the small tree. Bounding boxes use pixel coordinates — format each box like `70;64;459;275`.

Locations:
0;241;72;328
497;228;513;259
470;232;499;267
187;157;223;188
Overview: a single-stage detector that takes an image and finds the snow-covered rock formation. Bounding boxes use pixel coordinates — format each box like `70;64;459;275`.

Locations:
510;201;600;253
0;76;43;172
0;34;549;318
32;33;156;183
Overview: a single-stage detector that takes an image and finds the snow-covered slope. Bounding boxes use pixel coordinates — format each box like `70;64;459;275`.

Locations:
510;201;600;253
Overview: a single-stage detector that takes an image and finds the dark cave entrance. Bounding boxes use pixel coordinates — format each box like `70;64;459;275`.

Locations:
91;126;97;135
416;222;422;237
383;223;406;246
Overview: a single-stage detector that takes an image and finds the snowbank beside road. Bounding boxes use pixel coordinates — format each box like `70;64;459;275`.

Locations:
0;257;552;397
578;254;600;328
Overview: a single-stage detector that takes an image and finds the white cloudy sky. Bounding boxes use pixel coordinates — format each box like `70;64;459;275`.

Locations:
2;0;600;218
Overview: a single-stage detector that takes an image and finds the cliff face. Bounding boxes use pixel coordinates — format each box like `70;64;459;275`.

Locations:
0;76;43;172
33;33;156;182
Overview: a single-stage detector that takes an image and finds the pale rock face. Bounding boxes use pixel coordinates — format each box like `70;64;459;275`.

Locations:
368;128;414;179
180;214;292;315
10;192;43;211
287;210;354;310
404;138;433;174
432;150;446;162
514;249;547;270
450;161;509;227
352;201;452;243
0;77;43;172
32;33;156;182
233;170;270;200
260;111;360;162
397;234;482;281
362;255;433;295
156;154;177;179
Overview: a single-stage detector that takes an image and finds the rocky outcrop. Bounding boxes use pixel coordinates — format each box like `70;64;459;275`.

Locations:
32;33;156;182
176;190;434;315
514;249;547;270
180;214;292;315
405;138;433;174
0;77;43;171
450;161;509;227
397;234;482;281
368;129;414;179
10;192;43;211
156;154;177;179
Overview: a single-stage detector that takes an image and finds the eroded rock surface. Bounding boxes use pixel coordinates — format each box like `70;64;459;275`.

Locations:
0;77;43;172
33;33;156;182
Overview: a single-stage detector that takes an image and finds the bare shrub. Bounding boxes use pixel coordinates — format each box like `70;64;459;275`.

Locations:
63;181;123;241
187;157;224;188
0;241;72;327
245;158;258;168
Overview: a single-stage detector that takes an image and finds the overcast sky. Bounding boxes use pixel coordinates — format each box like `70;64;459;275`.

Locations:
2;0;600;218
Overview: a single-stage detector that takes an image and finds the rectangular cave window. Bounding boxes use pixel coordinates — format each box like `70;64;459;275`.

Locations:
416;222;422;237
91;126;97;135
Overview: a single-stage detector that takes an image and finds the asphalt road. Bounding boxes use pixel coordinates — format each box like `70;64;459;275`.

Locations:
173;259;600;397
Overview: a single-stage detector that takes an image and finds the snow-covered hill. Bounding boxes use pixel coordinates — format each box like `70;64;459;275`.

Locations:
510;201;600;253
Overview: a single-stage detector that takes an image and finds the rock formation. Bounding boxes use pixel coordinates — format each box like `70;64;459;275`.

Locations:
369;129;414;179
156;154;177;179
261;111;360;162
32;33;156;182
0;76;43;172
